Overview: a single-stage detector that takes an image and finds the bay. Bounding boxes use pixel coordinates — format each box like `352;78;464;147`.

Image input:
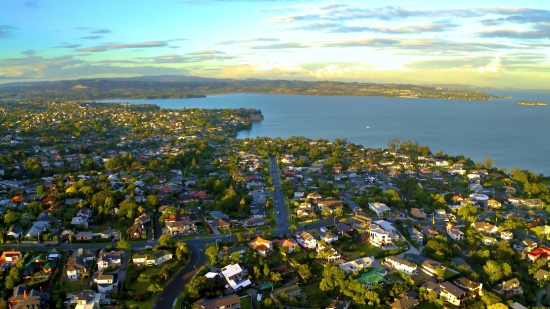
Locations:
103;90;550;175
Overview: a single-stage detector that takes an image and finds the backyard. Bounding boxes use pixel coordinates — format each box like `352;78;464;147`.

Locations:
240;296;252;309
63;277;90;293
333;241;383;260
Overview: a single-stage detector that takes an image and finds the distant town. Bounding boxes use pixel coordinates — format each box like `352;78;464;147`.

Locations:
0;99;549;309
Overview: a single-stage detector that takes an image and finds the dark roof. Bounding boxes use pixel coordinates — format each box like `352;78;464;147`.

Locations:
391;292;419;309
454;277;481;290
197;295;241;309
440;281;466;298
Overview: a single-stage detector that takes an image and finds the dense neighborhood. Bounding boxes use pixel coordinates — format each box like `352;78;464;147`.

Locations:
1;100;550;309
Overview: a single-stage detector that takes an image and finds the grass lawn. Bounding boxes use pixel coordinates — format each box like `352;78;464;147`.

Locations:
443;268;459;280
240;296;252;309
268;251;283;263
64;278;89;293
335;242;383;260
124;298;155;309
417;301;443;309
293;252;308;263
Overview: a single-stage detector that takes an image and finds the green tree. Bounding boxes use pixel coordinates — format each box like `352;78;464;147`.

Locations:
175;242;190;261
235;232;244;242
0;299;8;309
487;303;508;309
230;252;241;263
205;245;218;264
263;264;270;277
270;272;282;283
117;239;131;251
4;212;20;225
5;276;15;289
10;267;20;280
485;155;494;169
147;195;159;207
483;260;502;284
158;234;172;247
147;283;163;295
36;184;45;195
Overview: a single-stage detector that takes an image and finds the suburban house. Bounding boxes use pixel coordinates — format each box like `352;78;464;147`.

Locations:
326;299;351;309
339;256;374;274
534;269;550;281
196;294;241;309
439;281;467;307
492;278;523;298
164;215;196;235
421;226;439;239
0;250;22;270
128;223;147;239
454;277;483;298
323;232;339;244
513;239;538;252
316;243;341;261
66;257;89;280
482;236;497;246
148;250;173;266
295;231;317;250
9;285;49;309
94;272;118;293
390;292;419;309
75;232;93;241
422;260;445;277
270;284;304;300
242;217;266;227
71;216;89;228
446;224;464;241
7;225;23;239
349;213;372;229
410;208;427;219
527;247;550;262
220;264;251;291
369;226;393;248
96;250;122;270
369;202;391;217
98;228;121;240
24;221;50;239
471;222;498;235
212;218;231;229
409;228;424;244
501;231;514;240
248;236;273;257
67;290;107;309
134;214;151;225
274;238;299;253
384;256;418;275
316;197;343;213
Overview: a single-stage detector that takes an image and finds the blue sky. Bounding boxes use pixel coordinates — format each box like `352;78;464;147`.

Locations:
1;0;550;88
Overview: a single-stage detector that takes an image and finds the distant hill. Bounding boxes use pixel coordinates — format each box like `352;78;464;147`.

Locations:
0;78;508;101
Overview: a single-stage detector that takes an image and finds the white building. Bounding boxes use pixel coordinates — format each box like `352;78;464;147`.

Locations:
339;256;374;274
295;231;317;249
384;256;418;275
447;225;464;241
369;202;391;217
369;226;393;248
220;263;251;291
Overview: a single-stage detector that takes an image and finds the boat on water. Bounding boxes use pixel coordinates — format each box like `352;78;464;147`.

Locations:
366;125;370;129
518;101;548;106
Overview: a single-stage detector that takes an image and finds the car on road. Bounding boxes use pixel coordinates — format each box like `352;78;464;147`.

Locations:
144;245;152;249
257;294;262;301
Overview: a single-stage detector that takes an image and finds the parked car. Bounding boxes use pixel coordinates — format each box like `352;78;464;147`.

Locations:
257;294;262;301
144;245;152;249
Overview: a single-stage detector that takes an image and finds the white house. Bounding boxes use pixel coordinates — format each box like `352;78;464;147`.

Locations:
447;225;464;241
146;250;173;266
369;202;391;217
97;250;122;270
220;263;251;291
295;231;317;249
471;222;498;235
94;273;118;293
369;226;393;248
375;220;399;240
66;257;89;280
339;256;374;274
501;231;514;240
513;239;538;252
323;233;339;244
71;216;88;228
384;256;418;275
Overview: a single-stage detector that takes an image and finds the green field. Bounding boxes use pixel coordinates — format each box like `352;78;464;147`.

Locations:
240;296;252;309
63;278;89;293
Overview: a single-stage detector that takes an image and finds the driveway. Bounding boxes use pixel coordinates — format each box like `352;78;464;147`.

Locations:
117;251;131;290
538;288;548;308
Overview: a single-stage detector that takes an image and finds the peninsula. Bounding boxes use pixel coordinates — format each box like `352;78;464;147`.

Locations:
518;101;548;106
0;78;508;101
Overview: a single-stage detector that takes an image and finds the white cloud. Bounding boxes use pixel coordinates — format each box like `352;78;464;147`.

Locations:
476;57;502;72
248;61;304;72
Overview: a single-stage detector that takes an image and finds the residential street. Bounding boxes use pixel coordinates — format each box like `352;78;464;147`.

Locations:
270;156;290;229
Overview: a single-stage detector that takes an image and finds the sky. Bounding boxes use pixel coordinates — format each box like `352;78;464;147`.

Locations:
1;0;550;88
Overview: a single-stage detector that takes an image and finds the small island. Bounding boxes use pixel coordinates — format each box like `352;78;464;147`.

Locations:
518;101;548;106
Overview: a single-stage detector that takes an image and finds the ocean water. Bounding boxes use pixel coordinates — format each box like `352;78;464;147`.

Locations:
103;90;550;175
